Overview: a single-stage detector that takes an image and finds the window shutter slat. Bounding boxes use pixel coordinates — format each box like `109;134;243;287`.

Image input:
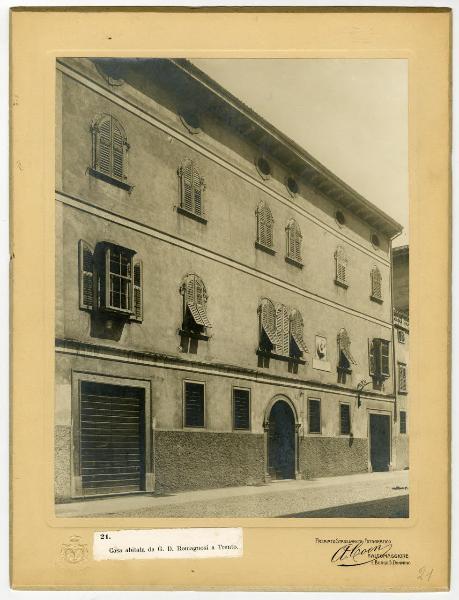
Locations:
290;309;308;353
79;240;94;310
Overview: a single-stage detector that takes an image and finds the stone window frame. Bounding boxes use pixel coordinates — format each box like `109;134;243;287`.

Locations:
285;218;303;268
232;386;251;432
339;402;352;436
70;370;153;498
182;379;206;429
307;397;322;435
177;158;207;224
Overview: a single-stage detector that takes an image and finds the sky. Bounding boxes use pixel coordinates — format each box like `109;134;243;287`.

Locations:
192;59;408;247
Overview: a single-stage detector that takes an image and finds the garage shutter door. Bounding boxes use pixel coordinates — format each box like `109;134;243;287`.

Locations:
80;382;145;496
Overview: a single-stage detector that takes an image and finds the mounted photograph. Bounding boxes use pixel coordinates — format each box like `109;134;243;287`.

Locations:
54;57;409;519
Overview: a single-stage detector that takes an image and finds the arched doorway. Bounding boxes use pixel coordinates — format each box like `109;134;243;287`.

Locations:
267;399;296;480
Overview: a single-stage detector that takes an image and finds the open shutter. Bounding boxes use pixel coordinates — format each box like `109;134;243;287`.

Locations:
294;226;302;262
181;161;194;212
260;299;277;346
131;259;143;322
192;165;202;216
97;116;112;175
275;304;290;356
195;276;211;327
368;339;376;376
79;240;94;310
112;119;125;180
185;274;210;328
290;310;309;353
381;340;390;376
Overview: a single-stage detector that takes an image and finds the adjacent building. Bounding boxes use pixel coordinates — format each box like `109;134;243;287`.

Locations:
55;58;405;502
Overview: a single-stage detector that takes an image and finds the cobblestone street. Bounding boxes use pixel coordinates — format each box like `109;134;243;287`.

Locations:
56;470;409;519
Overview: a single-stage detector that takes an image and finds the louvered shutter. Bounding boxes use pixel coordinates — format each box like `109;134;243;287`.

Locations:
290;310;308;353
131;260;143;322
195;276;211;327
287;224;295;259
371;267;382;299
265;206;273;248
192;166;202;216
184;382;205;427
181;161;194;212
79;240;94;310
340;404;351;435
260;299;277;346
185;274;210;328
338;329;356;364
294;226;302;262
308;399;321;433
233;388;250;430
112;120;125;180
275;304;290;356
257;204;266;246
381;340;390;376
368;339;376;376
97;117;112;175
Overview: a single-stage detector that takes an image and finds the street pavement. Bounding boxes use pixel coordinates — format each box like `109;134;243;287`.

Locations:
56;469;409;518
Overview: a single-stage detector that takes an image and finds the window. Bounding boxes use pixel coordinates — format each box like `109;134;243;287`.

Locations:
90;114;131;190
400;411;407;434
397;329;406;344
184;381;205;428
285;219;303;267
78;240;143;321
255;200;275;253
180;274;211;337
286;176;299;197
369;338;390;380
178;159;206;222
337;328;356;383
334;246;348;287
233;388;250;430
371;233;380;249
256;156;271;179
308;399;321;434
398;362;408;393
258;299;308;360
340;403;351;435
370;266;383;302
335;210;346;226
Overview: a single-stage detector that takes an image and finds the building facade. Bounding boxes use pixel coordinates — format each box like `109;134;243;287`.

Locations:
55;58;404;502
392;246;409;470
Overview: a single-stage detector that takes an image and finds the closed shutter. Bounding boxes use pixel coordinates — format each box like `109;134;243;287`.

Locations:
79;240;94;310
233;388;250;430
193;166;202;216
181;160;199;213
340;404;351;435
257;204;266;246
287;224;295;259
184;382;204;427
308;399;321;433
371;267;382;299
97;116;112;175
131;260;143;322
79;382;145;496
400;411;407;434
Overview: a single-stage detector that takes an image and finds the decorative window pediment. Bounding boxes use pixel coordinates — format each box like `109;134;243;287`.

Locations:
178;159;206;223
89;114;132;191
